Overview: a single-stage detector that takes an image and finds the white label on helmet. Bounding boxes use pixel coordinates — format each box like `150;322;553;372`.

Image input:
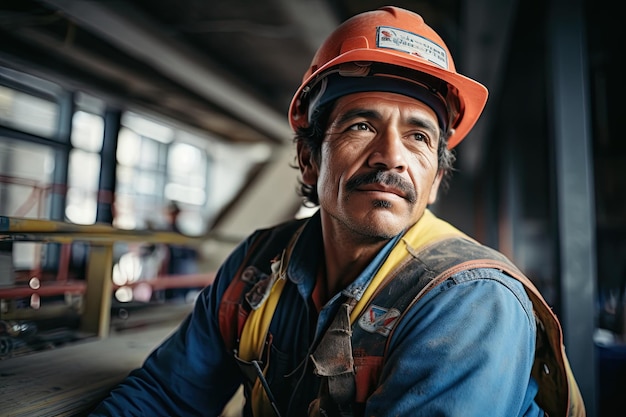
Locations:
377;26;448;69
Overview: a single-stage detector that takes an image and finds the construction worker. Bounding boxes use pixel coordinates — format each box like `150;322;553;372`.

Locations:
91;6;584;417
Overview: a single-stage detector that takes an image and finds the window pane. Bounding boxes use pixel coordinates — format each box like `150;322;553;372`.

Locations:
167;142;206;191
121;111;173;143
66;149;101;224
165;140;211;235
115;112;170;230
164;183;206;205
71;110;104;152
135;170;159;195
139;138;160;169
0;139;55;217
65;186;98;224
113;193;137;230
115;164;134;193
169;142;203;174
0;85;59;138
117;127;141;166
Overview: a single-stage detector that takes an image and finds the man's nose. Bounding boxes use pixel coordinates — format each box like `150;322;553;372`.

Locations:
366;129;408;172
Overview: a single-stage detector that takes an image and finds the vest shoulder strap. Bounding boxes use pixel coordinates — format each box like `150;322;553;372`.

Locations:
351;236;585;417
218;218;306;353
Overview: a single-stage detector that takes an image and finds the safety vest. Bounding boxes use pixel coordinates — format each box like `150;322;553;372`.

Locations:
218;212;585;416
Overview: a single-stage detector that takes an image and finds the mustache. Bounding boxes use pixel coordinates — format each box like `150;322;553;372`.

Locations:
345;170;417;203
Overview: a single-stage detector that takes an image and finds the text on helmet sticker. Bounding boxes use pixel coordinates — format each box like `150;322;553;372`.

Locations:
376;26;448;69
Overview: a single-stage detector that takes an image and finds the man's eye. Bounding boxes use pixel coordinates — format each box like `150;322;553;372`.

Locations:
413;132;428;142
348;122;370;131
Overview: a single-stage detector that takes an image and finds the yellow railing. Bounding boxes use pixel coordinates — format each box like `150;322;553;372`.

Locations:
0;216;212;340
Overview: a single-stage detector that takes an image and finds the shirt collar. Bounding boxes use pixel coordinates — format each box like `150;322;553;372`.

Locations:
287;210;402;301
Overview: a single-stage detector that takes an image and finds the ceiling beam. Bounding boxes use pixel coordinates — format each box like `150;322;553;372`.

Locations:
276;0;339;53
40;0;294;143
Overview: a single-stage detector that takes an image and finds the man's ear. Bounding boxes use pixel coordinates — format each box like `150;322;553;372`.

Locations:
427;169;444;204
297;141;318;185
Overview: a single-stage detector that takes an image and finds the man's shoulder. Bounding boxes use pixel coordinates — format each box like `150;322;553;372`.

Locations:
421;237;531;296
448;267;533;306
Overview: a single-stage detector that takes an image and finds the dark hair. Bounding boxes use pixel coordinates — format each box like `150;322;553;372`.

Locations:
293;102;456;207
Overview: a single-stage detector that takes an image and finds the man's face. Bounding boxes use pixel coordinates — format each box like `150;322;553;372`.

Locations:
299;91;443;240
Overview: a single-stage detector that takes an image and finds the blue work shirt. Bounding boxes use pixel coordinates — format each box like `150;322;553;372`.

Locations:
91;211;543;416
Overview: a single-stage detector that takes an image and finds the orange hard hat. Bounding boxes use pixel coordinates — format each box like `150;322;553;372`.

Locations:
288;6;488;149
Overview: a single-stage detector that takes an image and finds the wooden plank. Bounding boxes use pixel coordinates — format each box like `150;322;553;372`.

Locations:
0;304;192;417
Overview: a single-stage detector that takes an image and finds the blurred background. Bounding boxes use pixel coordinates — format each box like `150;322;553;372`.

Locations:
0;0;624;416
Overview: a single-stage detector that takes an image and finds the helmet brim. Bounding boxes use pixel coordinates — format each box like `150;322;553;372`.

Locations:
289;48;488;149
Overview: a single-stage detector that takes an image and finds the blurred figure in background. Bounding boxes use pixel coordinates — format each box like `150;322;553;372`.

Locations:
162;201;200;303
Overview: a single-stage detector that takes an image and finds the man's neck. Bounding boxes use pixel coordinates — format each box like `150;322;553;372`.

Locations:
319;220;391;297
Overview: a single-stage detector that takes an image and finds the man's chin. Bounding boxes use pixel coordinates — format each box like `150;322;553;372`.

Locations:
351;211;408;240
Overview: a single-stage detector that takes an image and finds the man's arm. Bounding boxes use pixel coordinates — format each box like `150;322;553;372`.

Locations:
89;235;255;416
365;268;544;417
